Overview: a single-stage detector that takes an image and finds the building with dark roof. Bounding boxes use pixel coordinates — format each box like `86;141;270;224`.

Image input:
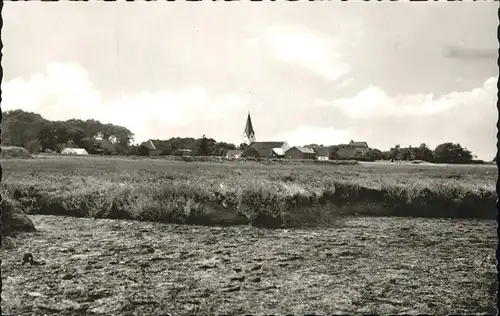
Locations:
141;140;158;151
348;140;369;148
285;146;316;160
242;141;290;158
138;140;162;156
314;146;330;160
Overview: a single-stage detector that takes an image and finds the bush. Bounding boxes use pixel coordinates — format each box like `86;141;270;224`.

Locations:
0;146;33;159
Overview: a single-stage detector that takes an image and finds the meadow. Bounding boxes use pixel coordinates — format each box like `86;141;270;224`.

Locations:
0;156;496;227
1;156;497;314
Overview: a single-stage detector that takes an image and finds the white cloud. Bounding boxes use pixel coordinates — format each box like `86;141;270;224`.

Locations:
336;77;354;90
319;77;497;160
330;77;496;119
2;62;249;144
3;62;102;118
249;25;350;82
276;125;351;147
3;62;496;161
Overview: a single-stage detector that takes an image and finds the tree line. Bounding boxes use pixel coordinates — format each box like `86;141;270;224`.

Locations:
303;142;481;164
2;110;134;155
0;110;240;157
331;143;481;164
0;110;486;164
135;136;239;157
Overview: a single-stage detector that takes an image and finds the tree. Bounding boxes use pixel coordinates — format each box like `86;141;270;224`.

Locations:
159;149;172;156
415;143;434;162
169;137;197;152
366;148;384;161
105;124;134;147
212;142;236;156
399;147;415;161
433;142;473;164
388;144;401;161
1;110;45;149
65;140;77;149
24;139;41;153
66;118;134;151
195;134;211;156
38;121;71;152
328;146;340;160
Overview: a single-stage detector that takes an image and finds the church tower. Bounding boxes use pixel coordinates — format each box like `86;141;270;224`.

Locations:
242;112;256;145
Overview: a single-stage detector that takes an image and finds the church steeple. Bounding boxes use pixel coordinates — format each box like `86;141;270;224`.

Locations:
242;111;256;145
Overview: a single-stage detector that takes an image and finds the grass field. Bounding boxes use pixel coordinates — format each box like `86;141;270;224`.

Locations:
1;157;496;314
0;156;496;227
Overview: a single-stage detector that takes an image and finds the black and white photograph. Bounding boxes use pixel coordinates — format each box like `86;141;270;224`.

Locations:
0;2;498;315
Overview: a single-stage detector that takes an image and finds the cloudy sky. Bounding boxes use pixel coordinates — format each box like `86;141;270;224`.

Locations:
3;3;498;159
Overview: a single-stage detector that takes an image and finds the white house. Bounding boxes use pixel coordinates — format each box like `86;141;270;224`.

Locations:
61;148;89;155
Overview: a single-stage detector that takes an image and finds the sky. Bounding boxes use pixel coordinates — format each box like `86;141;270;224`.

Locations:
2;2;498;160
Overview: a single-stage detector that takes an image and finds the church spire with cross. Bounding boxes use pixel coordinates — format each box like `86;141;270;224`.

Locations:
242;111;256;145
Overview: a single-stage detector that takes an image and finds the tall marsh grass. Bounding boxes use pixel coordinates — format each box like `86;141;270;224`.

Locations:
0;157;496;228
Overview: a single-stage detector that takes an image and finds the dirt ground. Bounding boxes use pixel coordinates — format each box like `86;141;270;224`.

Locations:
1;215;496;315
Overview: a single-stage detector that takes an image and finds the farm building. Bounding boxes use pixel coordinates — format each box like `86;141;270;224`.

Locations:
140;139;160;156
80;137;116;155
314;147;330;160
139;140;162;156
335;140;370;160
272;148;285;158
61;148;89;155
141;140;157;151
242;141;290;158
226;149;244;159
285;146;316;160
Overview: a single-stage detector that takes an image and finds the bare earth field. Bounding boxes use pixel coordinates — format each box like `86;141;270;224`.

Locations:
1;214;496;315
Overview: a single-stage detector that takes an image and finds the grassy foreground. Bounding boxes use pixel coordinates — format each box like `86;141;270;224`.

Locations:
0;157;496;228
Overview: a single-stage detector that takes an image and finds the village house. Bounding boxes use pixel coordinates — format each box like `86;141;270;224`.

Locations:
285;146;316;160
314;147;330;161
242;141;290;158
61;148;89;156
139;140;162;156
337;140;370;160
